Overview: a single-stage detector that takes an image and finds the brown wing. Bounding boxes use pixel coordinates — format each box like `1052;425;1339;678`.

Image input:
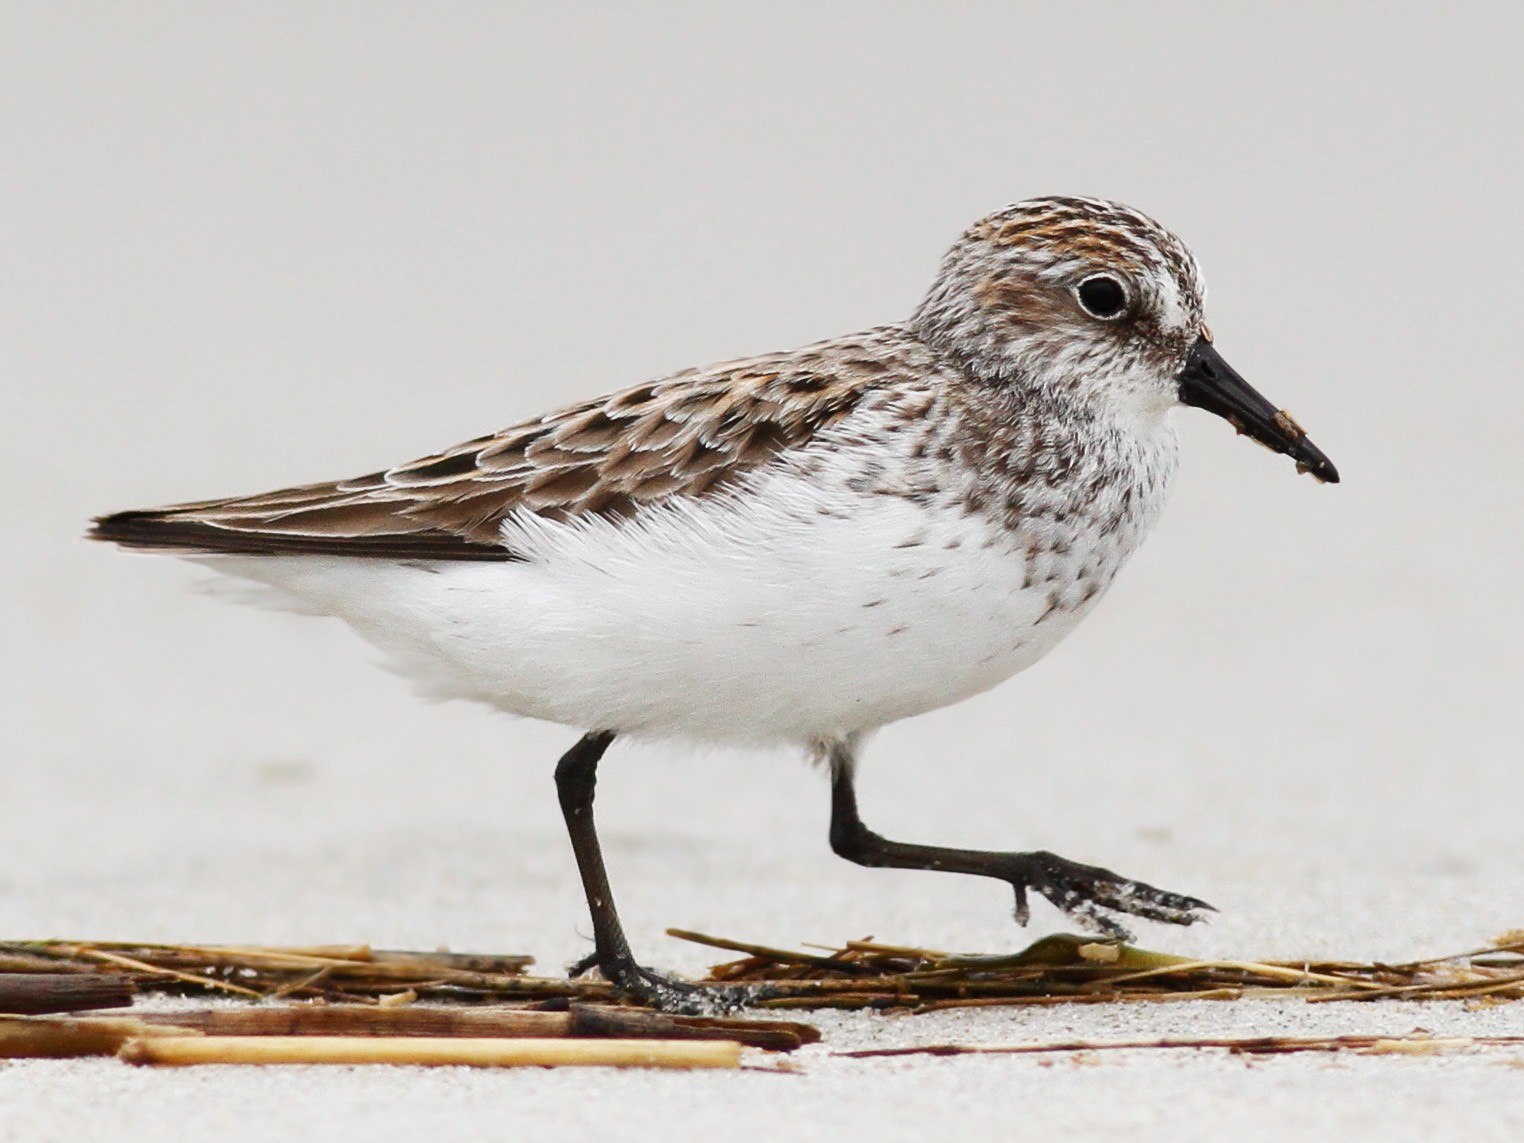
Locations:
90;335;897;561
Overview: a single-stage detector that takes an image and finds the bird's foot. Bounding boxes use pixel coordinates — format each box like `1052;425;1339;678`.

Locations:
1005;850;1214;941
571;952;779;1015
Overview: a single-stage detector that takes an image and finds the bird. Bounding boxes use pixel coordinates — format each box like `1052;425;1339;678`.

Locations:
91;196;1339;1013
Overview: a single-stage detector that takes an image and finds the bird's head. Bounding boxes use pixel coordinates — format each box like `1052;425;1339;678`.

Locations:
912;196;1338;483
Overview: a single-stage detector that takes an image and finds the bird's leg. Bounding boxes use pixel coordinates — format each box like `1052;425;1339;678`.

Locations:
553;731;776;1014
824;740;1213;940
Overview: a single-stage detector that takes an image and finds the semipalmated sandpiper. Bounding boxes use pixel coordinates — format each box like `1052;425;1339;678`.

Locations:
94;196;1338;1011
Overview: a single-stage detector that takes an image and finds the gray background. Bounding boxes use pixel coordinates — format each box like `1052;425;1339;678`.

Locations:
3;3;1522;1140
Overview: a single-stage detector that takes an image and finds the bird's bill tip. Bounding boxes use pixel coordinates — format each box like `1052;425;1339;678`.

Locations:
1176;338;1339;485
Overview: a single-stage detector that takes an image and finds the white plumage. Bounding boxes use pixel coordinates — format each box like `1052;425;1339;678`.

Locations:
207;404;1178;746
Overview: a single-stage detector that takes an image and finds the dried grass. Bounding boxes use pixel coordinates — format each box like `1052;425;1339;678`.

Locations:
2;928;1519;1015
676;928;1524;1011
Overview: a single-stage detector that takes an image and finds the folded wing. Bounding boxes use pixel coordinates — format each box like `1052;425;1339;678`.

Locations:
91;343;884;561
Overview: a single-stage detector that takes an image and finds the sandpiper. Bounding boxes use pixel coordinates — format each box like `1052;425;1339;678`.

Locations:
93;196;1338;1012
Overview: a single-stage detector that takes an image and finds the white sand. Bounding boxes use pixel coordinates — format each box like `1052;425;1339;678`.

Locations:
4;4;1523;1140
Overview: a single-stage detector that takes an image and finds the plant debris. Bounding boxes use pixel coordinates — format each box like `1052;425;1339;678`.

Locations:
0;941;563;1005
676;927;1524;1011
117;1035;745;1070
838;1033;1524;1060
1;928;1519;1019
0;973;133;1016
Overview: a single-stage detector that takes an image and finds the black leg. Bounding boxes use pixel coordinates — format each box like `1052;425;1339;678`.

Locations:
554;731;775;1013
824;740;1213;939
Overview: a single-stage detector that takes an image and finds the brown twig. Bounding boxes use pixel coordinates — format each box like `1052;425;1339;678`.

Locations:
119;1035;742;1069
0;1015;200;1058
128;1003;816;1052
0;974;134;1016
838;1033;1524;1059
665;929;872;973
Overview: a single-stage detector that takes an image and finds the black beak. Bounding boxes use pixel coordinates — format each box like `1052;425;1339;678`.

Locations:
1176;337;1339;484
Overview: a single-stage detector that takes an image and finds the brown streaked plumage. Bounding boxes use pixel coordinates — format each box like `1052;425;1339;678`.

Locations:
968;195;1198;284
91;334;894;560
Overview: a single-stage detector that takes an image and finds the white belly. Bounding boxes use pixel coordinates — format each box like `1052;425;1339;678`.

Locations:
206;467;1123;747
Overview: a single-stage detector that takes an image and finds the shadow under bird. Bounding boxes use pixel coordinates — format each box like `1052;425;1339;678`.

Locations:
92;196;1338;1013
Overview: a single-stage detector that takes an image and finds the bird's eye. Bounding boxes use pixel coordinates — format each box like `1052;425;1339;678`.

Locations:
1075;275;1128;320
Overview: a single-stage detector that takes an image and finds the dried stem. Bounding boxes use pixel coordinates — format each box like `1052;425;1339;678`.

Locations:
839;1033;1524;1059
0;974;134;1016
119;1035;742;1069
